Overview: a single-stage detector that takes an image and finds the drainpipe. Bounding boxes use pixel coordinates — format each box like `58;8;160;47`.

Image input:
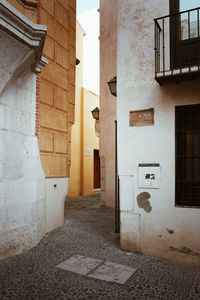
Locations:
115;120;120;233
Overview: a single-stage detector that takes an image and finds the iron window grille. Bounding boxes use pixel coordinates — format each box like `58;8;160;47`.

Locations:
176;104;200;207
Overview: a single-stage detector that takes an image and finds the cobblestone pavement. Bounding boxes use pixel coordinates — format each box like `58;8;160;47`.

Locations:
1;193;200;300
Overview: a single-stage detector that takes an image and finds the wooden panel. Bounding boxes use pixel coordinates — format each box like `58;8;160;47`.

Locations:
69;66;75;86
53;156;68;176
41;10;69;49
57;0;69;11
41;0;54;17
68;86;75;105
40;154;68;177
69;26;76;48
55;44;69;70
69;83;75;103
41;61;68;91
69;7;76;29
130;108;154;127
40;81;54;106
39;129;54;152
68;142;71;162
68;125;72;142
70;0;76;11
69;45;75;66
43;37;55;61
40;155;52;177
55;2;69;29
68;103;75;124
40;105;68;131
55;88;68;111
54;133;68;154
39;0;76;178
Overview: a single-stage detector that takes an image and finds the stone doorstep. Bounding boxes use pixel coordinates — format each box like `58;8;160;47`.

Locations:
56;255;137;285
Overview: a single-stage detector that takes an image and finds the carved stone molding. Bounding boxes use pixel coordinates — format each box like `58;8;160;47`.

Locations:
0;0;47;95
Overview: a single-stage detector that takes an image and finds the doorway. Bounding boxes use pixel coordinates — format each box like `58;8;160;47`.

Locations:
93;149;100;189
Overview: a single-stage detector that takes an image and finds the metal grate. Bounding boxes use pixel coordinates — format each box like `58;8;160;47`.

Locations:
176;104;200;207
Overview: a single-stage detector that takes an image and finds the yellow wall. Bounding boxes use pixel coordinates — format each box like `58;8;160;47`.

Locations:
68;21;83;197
68;21;99;197
82;88;99;195
39;0;76;178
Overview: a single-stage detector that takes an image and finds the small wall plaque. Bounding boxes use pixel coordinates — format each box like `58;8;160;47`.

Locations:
85;148;93;156
139;163;160;189
130;108;154;127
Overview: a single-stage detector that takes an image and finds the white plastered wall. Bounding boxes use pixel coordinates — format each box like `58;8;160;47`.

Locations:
45;178;69;232
0;70;46;260
117;0;200;264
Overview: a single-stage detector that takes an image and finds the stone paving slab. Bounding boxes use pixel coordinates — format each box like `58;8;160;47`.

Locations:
88;261;137;284
56;255;102;276
57;255;137;285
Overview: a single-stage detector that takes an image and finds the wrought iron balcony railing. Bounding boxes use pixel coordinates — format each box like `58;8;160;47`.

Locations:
154;7;200;84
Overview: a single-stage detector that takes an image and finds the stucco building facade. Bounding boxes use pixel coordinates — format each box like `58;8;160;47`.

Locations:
0;0;76;259
99;0;117;208
68;21;100;198
100;0;200;264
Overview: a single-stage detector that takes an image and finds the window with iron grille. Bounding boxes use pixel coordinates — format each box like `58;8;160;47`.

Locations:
176;104;200;207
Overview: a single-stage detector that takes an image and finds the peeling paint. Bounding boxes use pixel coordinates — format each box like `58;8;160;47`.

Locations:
137;192;152;213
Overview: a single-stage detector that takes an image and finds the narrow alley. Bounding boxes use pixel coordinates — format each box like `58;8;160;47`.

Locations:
0;194;200;300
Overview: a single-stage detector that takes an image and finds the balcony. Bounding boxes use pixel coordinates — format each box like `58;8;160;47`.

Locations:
154;7;200;84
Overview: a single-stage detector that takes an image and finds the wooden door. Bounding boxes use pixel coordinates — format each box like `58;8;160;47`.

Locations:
170;0;200;69
94;150;100;189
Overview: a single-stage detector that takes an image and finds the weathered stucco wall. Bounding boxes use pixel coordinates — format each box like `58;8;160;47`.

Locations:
117;0;200;264
100;0;117;208
0;0;47;260
0;70;46;260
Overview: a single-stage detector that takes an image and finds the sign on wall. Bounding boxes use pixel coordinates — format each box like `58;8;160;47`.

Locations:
130;108;154;127
85;148;93;156
139;163;160;189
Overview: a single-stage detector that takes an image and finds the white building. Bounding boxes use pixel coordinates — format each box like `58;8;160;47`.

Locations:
101;0;200;264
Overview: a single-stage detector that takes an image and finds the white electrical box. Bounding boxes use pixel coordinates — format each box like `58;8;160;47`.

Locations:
139;163;160;189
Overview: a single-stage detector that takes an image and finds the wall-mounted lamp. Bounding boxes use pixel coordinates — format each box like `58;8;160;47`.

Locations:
91;107;100;137
76;58;80;65
91;107;100;120
107;76;117;97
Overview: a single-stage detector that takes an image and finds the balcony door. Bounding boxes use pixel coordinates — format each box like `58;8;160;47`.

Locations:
170;0;200;69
